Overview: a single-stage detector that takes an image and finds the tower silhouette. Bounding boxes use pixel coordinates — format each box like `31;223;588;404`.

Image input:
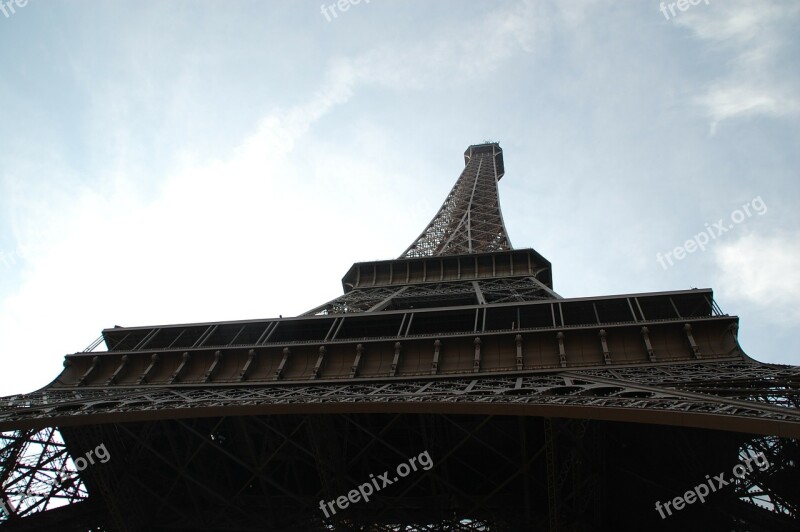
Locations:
0;143;798;530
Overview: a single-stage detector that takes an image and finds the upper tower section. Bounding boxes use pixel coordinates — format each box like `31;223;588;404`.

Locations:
400;142;512;258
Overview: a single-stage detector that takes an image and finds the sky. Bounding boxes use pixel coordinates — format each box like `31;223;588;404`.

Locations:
0;0;798;396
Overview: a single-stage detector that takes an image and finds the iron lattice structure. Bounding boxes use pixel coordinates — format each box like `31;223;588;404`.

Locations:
401;143;511;258
0;142;798;531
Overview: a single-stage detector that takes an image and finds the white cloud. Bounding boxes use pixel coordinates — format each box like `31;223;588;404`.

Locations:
0;61;362;395
0;1;555;396
344;0;555;89
678;0;800;133
713;232;800;325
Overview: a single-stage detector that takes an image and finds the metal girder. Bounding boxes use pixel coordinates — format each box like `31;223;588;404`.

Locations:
0;428;88;524
307;276;557;315
2;360;799;438
44;291;745;388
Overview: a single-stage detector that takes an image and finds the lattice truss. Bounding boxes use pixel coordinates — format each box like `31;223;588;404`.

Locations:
2;361;799;428
0;427;88;523
735;436;798;516
308;277;554;315
579;362;800;410
0;364;797;528
402;146;511;258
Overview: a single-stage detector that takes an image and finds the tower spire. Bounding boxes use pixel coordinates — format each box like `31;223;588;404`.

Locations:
401;142;512;257
300;141;557;315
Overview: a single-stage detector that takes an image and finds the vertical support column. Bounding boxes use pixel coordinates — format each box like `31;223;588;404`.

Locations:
312;346;326;379
137;354;159;385
169;352;191;384
257;321;279;345
472;280;487;304
598;329;611;365
324;318;339;342
202;351;222;383
684;323;701;358
350;344;364;378
274;347;290;380
431;339;441;375
239;349;257;382
192;325;217;348
133;328;161;351
106;355;129;385
397;314;408;337
404;313;415;337
473;337;482;373
515;334;524;370
556;332;567;368
640;327;656;362
390;342;402;377
78;356;100;386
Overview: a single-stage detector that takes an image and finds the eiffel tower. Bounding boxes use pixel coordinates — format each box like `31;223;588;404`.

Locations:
0;142;798;531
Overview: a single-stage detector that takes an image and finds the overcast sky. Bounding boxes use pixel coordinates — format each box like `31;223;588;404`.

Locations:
0;0;798;396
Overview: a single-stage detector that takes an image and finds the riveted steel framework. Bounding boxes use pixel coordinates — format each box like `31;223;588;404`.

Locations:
0;142;798;530
401;143;511;258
